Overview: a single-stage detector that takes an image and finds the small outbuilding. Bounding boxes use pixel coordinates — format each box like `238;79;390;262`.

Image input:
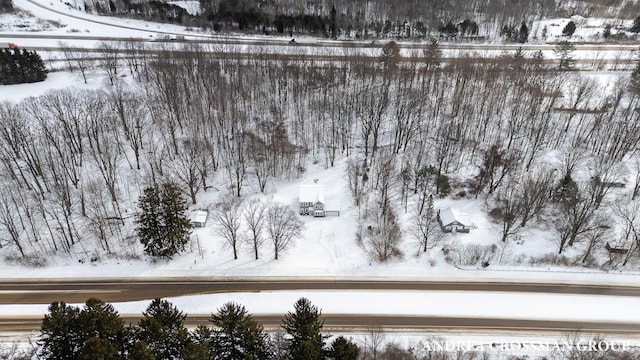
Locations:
190;210;209;228
437;207;470;233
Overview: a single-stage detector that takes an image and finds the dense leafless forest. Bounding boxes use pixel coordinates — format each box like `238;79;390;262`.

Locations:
2;41;640;269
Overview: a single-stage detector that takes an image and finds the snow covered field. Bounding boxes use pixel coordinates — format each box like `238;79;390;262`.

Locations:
3;1;640;355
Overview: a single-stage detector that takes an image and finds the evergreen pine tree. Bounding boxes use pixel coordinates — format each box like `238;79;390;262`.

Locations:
15;48;28;82
0;48;46;85
182;326;214;360
137;186;163;256
631;16;640;33
160;182;192;257
629;59;640;94
78;337;121;360
39;302;82;359
136;298;190;359
438;20;458;37
329;5;338;39
210;302;272;360
3;49;19;85
25;49;47;82
381;40;400;75
553;172;579;206
0;0;12;10
129;340;156;360
554;41;576;71
137;182;192;259
0;49;12;85
423;38;442;70
562;21;576;37
603;24;611;39
39;298;124;360
327;336;359;360
518;20;529;43
282;298;326;360
76;298;125;360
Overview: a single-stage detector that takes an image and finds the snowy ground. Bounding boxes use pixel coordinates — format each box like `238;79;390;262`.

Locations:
2;1;640;353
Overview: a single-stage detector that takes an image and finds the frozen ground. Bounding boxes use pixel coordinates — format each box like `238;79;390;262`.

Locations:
1;2;640;352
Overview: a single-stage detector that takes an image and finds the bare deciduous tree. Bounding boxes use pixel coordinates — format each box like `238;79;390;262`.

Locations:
360;325;385;360
360;202;402;263
613;199;640;267
97;41;121;85
83;179;122;254
58;41;91;84
553;172;607;254
0;190;25;257
106;80;147;170
474;143;519;196
346;158;367;208
171;140;201;205
85;95;122;204
243;199;267;260
489;185;524;243
266;203;303;260
519;170;554;227
212;198;243;260
411;195;442;253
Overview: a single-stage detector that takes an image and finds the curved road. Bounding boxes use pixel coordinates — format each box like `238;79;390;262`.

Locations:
4;0;639;60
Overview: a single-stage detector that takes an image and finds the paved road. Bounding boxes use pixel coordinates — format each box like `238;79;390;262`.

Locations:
6;0;639;63
3;313;640;335
2;278;640;304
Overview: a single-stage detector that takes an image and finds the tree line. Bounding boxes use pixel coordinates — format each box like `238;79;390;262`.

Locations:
82;0;640;41
38;296;358;360
2;40;640;269
18;296;639;360
0;48;46;85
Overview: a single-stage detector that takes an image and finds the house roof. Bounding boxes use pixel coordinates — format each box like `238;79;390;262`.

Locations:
190;210;208;224
439;207;467;226
299;185;325;204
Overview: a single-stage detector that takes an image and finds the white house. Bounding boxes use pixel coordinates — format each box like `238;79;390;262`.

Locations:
299;185;325;217
437;207;470;233
190;210;209;228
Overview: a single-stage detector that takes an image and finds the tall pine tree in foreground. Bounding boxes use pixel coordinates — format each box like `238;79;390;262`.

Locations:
210;302;272;359
135;298;190;359
282;297;327;360
327;336;359;360
39;298;125;360
39;302;81;359
136;182;192;259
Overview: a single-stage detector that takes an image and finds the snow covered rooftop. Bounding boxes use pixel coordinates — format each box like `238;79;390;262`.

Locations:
299;185;325;204
439;207;467;226
189;210;208;225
